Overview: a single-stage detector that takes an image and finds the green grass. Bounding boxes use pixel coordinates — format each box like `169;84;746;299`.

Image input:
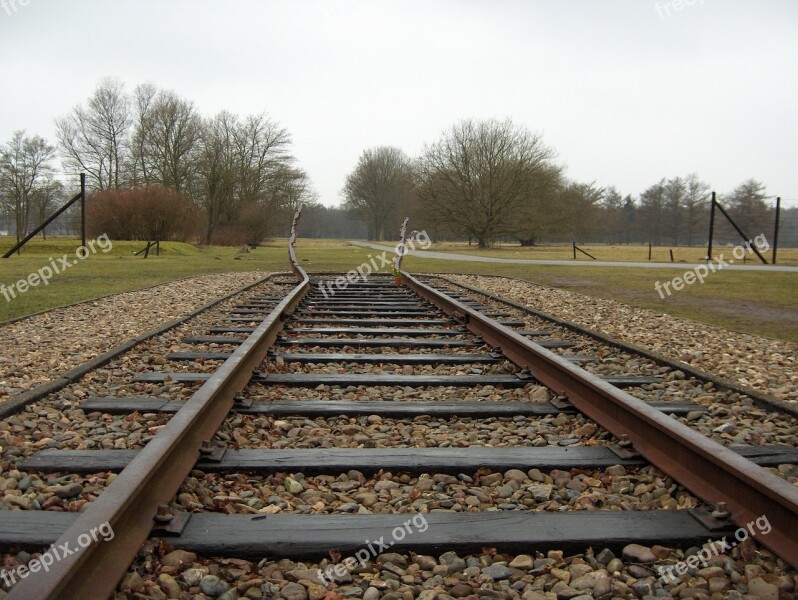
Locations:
0;237;378;322
2;237;796;343
420;241;798;266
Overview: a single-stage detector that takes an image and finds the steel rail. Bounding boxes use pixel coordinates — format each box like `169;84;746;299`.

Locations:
428;273;798;419
402;270;798;569
8;242;309;599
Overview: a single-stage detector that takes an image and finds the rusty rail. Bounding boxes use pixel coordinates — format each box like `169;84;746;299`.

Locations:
8;235;309;599
402;271;798;569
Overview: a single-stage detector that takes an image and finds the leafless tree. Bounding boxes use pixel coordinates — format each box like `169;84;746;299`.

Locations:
0;131;56;242
55;77;131;190
137;89;201;193
194;111;239;244
129;82;158;187
343;146;415;240
418;119;556;248
30;179;65;239
235;113;292;206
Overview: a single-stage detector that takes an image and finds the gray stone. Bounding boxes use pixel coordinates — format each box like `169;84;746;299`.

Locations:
200;574;230;597
747;577;778;600
54;483;83;499
363;588;380;600
281;582;310;600
631;581;653;598
439;551;466;574
595;548;615;566
551;582;582;599
482;564;512;580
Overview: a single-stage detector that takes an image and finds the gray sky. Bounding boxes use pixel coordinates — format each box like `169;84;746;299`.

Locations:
1;0;796;206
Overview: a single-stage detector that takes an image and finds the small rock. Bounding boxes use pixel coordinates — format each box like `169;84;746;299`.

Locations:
54;482;83;499
377;553;408;568
595;548;615;565
482;564;512;580
363;588;380;600
287;569;326;585
747;577;778;600
181;568;206;586
449;584;474;598
508;555;534;570
157;573;181;599
200;574;229;597
284;477;304;494
622;543;657;564
162;549;197;568
551;581;581;599
281;582;310;600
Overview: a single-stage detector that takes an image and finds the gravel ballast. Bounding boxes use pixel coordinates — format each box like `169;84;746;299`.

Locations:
0;272;269;403
445;275;797;405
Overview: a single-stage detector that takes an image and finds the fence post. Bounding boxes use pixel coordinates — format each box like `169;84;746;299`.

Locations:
773;197;781;264
648;242;652;261
573;242;576;260
80;173;86;248
707;192;716;261
669;249;674;262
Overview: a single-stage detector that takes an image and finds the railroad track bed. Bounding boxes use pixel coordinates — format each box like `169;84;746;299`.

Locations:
411;277;798;452
441;275;797;406
0;264;796;599
0;273;272;402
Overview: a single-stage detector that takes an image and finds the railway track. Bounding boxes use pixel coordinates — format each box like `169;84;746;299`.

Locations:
0;229;796;599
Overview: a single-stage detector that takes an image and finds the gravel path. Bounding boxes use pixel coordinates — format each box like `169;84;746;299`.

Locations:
445;275;797;404
0;272;269;402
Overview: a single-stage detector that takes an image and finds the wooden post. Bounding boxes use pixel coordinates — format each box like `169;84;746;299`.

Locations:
80;173;86;248
773;197;781;264
707;192;716;261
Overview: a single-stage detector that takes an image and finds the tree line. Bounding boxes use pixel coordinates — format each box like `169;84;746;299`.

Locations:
1;78;315;245
342;118;784;248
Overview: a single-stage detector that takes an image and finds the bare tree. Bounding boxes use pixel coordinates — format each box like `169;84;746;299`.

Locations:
418;119;556;248
137;90;201;193
129;82;158;187
511;164;567;246
30;179;65;239
343;146;415;240
194;111;239;244
55;77;131;190
0;131;56;243
236;113;292;206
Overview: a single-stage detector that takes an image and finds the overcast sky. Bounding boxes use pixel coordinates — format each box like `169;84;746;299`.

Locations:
1;0;796;206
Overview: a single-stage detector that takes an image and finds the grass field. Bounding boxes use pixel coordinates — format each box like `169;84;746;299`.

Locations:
1;237;796;342
424;241;798;266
